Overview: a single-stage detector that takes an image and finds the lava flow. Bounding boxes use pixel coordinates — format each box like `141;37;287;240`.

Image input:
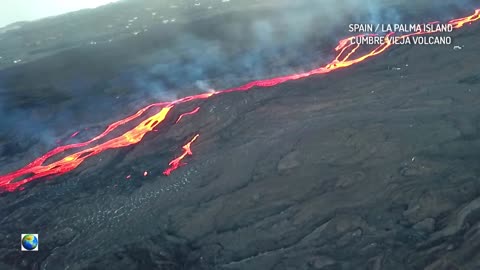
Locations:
175;107;201;124
163;134;200;176
0;9;479;192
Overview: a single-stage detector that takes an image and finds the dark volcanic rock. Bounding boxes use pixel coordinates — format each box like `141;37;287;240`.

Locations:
1;1;480;270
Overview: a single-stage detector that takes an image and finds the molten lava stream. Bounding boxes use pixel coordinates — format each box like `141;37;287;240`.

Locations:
0;9;479;192
163;134;200;176
0;106;173;192
175;107;201;124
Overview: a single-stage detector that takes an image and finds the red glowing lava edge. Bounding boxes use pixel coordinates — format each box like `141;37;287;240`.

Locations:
0;9;479;192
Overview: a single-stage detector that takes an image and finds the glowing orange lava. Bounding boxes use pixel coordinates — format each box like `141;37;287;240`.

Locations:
0;9;479;192
163;134;200;176
175;107;201;124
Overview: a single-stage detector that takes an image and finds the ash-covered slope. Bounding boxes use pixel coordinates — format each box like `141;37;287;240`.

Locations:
1;1;480;270
1;22;480;269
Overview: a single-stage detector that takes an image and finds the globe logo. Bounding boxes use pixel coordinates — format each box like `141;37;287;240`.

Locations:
21;234;38;251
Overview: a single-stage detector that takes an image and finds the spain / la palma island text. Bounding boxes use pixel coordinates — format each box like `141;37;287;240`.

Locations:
349;23;453;33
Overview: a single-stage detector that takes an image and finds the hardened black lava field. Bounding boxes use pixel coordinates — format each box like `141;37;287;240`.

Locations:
1;1;480;269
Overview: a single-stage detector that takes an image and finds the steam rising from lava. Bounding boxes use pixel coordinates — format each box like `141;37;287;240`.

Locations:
0;9;479;192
